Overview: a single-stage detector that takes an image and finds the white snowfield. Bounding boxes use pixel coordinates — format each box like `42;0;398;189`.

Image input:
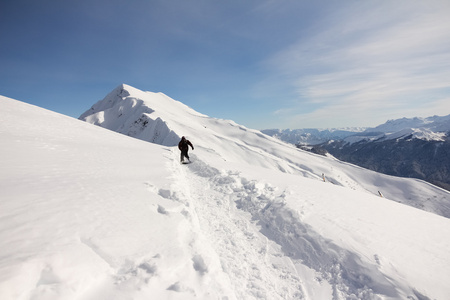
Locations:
0;87;449;299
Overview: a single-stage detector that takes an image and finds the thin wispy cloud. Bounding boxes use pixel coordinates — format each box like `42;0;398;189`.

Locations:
266;0;450;128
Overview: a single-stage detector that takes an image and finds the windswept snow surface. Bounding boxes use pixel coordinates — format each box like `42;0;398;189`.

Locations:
1;92;450;300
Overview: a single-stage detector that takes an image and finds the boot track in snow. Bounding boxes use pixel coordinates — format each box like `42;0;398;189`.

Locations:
165;149;400;300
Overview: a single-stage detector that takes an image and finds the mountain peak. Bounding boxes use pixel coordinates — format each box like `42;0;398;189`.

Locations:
79;84;183;146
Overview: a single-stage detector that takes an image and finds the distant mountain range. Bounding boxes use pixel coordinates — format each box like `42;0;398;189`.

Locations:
263;115;450;191
261;127;367;146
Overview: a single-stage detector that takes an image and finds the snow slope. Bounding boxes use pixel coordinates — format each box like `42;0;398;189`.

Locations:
1;92;450;300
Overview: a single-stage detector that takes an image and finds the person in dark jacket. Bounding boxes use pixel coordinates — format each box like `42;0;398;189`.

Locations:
178;136;194;163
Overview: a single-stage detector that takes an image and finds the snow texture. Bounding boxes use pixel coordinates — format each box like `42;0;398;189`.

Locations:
1;87;450;300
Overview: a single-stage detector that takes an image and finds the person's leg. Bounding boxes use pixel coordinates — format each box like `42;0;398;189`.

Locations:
181;150;189;162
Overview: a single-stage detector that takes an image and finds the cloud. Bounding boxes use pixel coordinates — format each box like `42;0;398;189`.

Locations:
264;0;450;127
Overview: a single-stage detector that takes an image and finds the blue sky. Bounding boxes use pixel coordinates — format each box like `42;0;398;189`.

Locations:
1;0;450;129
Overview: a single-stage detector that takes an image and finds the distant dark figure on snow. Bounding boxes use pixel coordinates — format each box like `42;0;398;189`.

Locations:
178;136;194;163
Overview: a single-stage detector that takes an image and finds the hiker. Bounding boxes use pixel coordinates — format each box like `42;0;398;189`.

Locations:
178;136;194;163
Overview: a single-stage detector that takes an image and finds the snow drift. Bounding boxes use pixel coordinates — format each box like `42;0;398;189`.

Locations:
1;87;450;300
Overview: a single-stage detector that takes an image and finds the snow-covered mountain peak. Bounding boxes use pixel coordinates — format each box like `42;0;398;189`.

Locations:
79;84;134;117
79;84;209;146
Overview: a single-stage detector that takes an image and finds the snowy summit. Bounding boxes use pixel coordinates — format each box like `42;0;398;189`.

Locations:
1;85;450;300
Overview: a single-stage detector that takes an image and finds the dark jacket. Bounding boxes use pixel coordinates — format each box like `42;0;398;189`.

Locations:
178;137;193;152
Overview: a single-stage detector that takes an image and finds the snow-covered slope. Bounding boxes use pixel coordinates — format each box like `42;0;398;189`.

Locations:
80;84;450;218
2;92;450;300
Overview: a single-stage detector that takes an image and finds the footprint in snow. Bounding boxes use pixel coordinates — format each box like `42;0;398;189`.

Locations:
157;205;169;215
374;254;381;266
167;281;195;294
192;254;208;275
158;188;172;199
